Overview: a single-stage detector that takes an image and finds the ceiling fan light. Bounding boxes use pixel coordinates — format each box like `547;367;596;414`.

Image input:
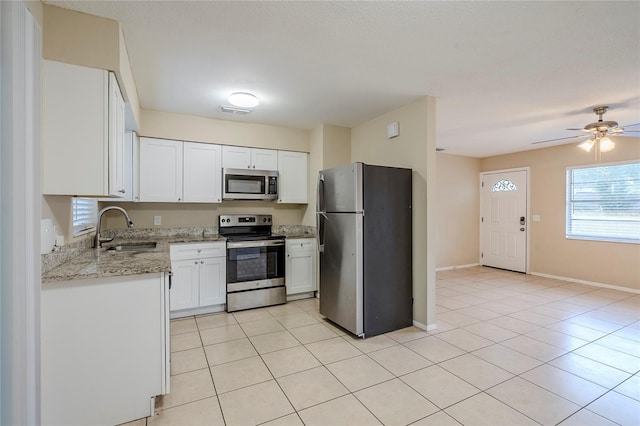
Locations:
577;139;595;152
227;92;259;108
599;137;615;153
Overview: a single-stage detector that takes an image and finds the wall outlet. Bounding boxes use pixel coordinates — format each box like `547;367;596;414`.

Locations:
153;215;161;226
532;214;541;222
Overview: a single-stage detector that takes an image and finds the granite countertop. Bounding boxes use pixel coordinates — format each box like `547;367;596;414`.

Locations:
42;235;226;283
42;226;316;283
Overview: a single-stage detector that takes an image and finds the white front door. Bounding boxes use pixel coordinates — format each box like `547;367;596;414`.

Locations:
480;169;528;273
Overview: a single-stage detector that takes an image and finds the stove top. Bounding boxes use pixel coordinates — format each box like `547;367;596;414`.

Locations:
223;234;284;242
218;214;282;242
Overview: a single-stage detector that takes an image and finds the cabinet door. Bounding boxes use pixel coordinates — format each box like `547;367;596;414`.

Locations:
183;142;222;203
222;146;251;169
252;148;278;170
108;73;126;197
139;138;183;202
286;239;317;295
199;257;227;306
42;60;109;196
170;259;200;311
278;151;308;203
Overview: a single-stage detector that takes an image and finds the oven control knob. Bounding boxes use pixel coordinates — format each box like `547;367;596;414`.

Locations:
263;218;267;223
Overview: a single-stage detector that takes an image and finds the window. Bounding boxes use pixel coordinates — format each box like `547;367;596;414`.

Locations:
72;198;98;236
566;162;640;243
492;179;517;192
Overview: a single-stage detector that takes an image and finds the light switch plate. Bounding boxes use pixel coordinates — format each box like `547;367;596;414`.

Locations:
154;215;161;226
387;121;399;138
532;215;541;222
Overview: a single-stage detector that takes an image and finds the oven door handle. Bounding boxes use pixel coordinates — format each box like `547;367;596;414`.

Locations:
227;240;285;249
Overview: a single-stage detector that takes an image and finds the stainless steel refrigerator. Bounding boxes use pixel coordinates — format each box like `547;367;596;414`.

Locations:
317;162;412;338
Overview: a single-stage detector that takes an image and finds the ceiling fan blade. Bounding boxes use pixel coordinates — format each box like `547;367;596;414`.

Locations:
621;122;640;128
531;135;585;145
566;128;588;131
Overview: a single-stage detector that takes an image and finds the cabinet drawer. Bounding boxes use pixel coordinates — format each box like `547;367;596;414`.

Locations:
286;239;316;252
170;242;226;260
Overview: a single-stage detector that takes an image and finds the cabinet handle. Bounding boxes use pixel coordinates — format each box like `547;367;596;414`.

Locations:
201;261;204;264
119;189;126;193
194;261;198;264
178;198;181;201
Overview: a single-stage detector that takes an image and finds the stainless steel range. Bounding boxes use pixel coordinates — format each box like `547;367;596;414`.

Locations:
219;214;286;312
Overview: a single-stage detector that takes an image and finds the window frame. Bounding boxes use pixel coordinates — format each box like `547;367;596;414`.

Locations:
72;197;98;237
566;160;640;244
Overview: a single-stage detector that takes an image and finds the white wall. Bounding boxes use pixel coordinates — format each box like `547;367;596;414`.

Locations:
436;153;481;268
350;96;437;329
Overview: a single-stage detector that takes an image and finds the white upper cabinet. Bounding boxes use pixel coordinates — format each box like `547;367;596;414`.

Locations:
183;142;222;203
222;146;278;170
139;138;222;203
252;148;278;170
139;138;183;202
277;151;308;203
42;60;126;197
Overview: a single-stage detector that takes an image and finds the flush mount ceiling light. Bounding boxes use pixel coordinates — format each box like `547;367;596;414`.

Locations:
227;92;259;108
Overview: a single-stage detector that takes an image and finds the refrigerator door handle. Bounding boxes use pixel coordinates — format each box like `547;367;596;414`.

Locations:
316;212;326;253
317;173;325;213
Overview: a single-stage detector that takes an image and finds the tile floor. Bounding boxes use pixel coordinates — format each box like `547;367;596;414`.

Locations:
123;267;640;426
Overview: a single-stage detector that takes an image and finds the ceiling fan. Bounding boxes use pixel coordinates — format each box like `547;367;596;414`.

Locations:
532;106;640;153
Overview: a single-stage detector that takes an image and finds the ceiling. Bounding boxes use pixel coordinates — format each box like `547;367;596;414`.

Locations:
45;1;640;158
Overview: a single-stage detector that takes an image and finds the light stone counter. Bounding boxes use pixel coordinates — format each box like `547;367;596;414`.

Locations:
42;225;316;283
42;235;225;283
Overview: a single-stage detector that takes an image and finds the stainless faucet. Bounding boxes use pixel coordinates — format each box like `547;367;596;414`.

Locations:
93;206;134;248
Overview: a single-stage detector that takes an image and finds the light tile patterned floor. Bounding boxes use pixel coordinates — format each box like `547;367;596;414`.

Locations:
123;267;640;426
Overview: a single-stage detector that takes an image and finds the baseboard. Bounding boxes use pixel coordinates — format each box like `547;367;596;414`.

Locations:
287;292;315;301
530;272;640;295
170;304;225;319
413;320;437;331
436;263;480;272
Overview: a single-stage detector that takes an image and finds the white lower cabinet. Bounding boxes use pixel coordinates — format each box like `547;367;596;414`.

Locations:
285;238;317;295
41;273;170;426
170;242;226;316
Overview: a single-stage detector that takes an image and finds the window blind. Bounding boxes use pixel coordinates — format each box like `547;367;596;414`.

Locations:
566;162;640;243
72;198;98;236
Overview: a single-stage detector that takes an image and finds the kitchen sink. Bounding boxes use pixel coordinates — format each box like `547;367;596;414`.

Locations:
105;242;157;252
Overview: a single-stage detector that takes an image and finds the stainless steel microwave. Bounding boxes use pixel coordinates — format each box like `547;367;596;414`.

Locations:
222;168;278;200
